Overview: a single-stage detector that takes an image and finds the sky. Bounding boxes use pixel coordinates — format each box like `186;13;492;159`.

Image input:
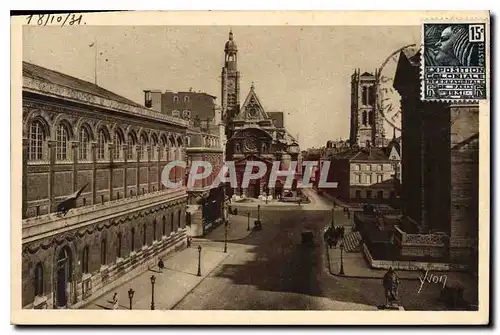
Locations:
23;25;420;149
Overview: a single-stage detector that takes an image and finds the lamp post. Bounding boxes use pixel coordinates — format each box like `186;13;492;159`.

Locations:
224;221;228;253
257;204;261;222
128;288;134;310
247;212;250;231
150;275;156;310
339;242;345;275
331;208;335;230
197;245;202;276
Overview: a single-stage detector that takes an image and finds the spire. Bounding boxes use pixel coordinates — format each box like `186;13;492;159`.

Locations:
229;29;233;40
251;82;255;90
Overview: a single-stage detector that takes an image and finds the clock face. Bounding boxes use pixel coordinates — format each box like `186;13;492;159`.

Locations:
376;44;418;136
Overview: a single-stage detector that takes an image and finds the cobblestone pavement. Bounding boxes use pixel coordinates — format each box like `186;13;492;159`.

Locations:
173;204;472;311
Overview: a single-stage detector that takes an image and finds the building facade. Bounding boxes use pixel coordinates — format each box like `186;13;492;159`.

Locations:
22;62;189;309
394;50;479;266
184;109;226;237
144;88;218;122
221;31;301;199
320;146;400;204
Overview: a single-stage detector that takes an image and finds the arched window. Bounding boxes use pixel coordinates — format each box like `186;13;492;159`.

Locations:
184;96;190;104
127;134;136;160
142;223;147;246
82;246;89;274
140;134;148;161
160;136;167;160
100;238;107;265
368;111;374;125
55;123;70;161
34;262;44;296
97;129;107;160
117;232;122;258
113;131;123;160
173;96;179;104
28;120;45;161
362;111;368;126
79;126;91;160
131;228;135;252
151;135;158;161
162;216;166;236
153;220;157;241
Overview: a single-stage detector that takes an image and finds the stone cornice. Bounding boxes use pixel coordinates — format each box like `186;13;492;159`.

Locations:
23;77;188;128
186;147;224;153
22;188;188;243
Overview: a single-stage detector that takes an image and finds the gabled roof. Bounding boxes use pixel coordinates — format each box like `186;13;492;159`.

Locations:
236;84;269;121
347;147;390;162
23;61;144;108
360;72;374;77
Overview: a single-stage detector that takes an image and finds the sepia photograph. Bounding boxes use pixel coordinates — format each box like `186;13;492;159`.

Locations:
11;10;490;325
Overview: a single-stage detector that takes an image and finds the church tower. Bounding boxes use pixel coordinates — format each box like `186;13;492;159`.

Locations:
349;69;385;147
221;30;241;138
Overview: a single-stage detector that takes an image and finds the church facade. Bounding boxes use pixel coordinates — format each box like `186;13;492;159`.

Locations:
220;31;301;199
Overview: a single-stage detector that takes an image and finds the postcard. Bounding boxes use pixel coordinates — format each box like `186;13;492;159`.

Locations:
11;10;490;325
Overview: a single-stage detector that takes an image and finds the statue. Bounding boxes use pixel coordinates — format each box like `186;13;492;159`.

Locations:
383;267;401;307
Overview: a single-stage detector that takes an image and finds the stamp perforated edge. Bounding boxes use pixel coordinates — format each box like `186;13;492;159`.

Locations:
419;17;490;103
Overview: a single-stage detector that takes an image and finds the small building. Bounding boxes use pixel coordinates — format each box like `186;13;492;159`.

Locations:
320;144;400;204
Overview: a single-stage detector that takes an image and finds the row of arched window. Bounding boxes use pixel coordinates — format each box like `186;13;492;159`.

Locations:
32;211;183;297
27;119;185;162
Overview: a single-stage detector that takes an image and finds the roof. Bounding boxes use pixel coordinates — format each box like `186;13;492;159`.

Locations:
23;61;144;108
360;72;374;77
332;147;390;162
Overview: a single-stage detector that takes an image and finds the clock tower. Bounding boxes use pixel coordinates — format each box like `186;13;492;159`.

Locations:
221;30;240;139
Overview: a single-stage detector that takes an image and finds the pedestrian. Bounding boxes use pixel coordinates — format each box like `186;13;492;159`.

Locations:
112;293;119;310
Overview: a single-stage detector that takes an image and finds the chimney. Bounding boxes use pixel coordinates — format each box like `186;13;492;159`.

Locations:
143;89;162;112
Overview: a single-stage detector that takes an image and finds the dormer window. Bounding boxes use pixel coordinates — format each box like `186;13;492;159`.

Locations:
184;96;190;104
172;110;180;117
173;96;179;104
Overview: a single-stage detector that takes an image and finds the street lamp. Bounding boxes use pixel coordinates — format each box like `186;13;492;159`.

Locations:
150;275;156;310
247;212;250;231
128;288;134;310
257;204;261;222
224;222;228;253
197;245;202;276
331;208;335;229
339;242;345;275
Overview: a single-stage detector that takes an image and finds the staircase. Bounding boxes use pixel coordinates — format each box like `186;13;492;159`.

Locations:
342;231;362;252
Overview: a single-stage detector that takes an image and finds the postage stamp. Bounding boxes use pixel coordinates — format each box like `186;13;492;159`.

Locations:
422;23;487;101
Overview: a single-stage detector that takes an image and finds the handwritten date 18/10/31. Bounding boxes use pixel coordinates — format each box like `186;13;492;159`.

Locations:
25;14;86;27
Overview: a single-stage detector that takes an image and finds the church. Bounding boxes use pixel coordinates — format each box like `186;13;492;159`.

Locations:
220;31;301;199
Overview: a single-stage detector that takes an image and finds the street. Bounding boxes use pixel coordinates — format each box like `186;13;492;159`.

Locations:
173;193;452;310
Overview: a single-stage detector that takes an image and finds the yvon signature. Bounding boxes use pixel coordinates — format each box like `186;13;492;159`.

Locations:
418;269;447;294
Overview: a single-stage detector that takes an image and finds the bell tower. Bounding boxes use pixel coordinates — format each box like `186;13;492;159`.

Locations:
221;30;241;136
349;69;384;147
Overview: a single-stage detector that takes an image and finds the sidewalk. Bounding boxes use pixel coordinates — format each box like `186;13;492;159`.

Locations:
200;214;255;242
326;241;478;303
83;243;228;310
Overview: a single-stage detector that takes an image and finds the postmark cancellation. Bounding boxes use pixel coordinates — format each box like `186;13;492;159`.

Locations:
422;22;487;102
